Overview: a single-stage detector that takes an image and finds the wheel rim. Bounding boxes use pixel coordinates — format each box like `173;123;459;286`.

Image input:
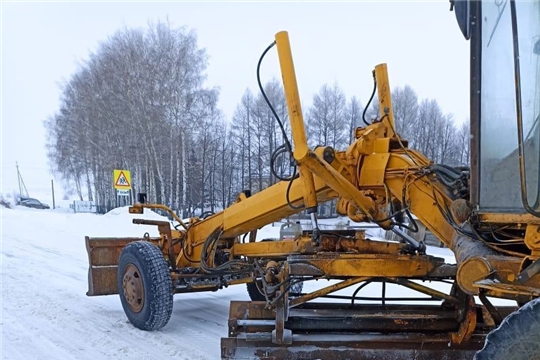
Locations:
122;264;144;313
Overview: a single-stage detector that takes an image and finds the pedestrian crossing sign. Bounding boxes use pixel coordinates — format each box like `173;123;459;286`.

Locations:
113;169;131;190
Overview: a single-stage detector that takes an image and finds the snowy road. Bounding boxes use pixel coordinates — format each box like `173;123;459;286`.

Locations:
1;206;251;360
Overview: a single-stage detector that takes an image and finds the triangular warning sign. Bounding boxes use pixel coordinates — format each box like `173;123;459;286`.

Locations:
115;171;131;187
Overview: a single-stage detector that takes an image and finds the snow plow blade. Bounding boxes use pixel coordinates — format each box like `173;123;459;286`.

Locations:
221;301;515;360
85;236;160;296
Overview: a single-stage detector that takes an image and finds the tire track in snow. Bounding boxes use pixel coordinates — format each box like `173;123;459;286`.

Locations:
2;208;250;360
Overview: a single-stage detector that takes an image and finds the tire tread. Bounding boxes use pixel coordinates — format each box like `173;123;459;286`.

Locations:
118;241;173;331
474;298;540;360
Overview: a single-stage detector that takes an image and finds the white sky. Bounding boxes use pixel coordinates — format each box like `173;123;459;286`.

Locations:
1;1;469;198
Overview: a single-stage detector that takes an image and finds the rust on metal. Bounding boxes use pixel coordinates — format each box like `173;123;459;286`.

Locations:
222;300;509;360
122;264;145;313
272;291;291;345
232;238;316;258
475;212;540;225
287;253;445;278
451;295;477;345
85;236;159;296
223;335;486;360
475;278;540;297
319;233;406;254
128;206;143;214
451;199;472;224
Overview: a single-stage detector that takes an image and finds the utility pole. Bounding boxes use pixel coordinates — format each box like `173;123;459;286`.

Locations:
15;162;29;199
16;162;21;196
51;179;56;209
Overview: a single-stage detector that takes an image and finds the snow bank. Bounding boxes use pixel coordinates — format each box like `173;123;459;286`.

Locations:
103;205;167;220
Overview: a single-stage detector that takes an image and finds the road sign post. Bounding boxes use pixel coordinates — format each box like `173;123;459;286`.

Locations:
113;170;132;205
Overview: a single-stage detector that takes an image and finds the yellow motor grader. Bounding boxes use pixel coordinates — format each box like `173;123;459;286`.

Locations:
86;1;540;359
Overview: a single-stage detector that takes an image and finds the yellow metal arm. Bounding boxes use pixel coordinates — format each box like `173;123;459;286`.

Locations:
275;31;392;227
275;31;319;212
374;63;397;138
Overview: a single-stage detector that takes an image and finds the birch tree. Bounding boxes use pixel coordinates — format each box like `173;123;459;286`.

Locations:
306;83;348;149
46;21;218;213
346;96;363;144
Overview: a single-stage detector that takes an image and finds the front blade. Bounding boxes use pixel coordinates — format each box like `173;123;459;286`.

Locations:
85;236;159;296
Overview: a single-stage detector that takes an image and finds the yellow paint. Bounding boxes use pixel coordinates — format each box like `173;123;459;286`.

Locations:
275;31;318;210
374;64;396;138
113;169;131;190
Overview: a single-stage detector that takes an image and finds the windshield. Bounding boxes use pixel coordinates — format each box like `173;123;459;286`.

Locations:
479;0;540;212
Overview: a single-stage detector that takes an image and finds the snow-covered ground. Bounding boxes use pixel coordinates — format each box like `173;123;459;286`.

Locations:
2;205;461;359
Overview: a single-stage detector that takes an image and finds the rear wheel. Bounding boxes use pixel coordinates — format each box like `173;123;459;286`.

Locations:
474;297;540;360
246;280;266;301
118;241;173;331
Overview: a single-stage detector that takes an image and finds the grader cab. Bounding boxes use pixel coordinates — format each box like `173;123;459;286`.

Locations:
86;1;540;359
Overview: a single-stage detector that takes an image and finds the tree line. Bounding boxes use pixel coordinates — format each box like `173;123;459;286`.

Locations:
45;22;470;216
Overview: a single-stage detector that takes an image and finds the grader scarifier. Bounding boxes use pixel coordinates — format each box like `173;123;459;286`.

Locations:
86;1;540;359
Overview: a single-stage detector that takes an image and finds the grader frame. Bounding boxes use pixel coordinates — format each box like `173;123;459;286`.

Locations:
86;1;540;358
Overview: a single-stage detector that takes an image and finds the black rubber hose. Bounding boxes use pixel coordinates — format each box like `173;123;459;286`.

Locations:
257;41;293;155
362;71;377;126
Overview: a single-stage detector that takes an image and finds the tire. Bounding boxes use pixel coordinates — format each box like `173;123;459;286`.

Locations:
117;241;173;331
474;297;540;360
246;239;304;301
247;281;267;301
289;281;303;295
246;279;303;301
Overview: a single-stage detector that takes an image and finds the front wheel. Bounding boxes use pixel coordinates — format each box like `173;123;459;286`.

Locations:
117;241;173;331
474;297;540;360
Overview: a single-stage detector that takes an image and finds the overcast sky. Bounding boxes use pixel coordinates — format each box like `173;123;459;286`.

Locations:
1;1;469;199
